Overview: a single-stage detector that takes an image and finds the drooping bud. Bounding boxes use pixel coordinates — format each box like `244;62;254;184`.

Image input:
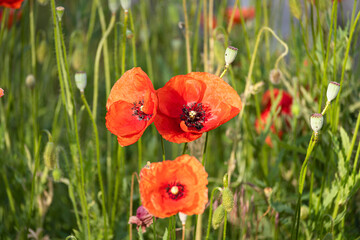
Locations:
44;142;58;170
52;168;62;182
178;212;187;225
222;188;234;212
269;69;282;85
224;46;238;66
56;6;65;22
310;113;324;133
75;72;87;93
212;204;225;230
120;0;131;11
326;81;340;102
108;0;119;13
26;74;36;89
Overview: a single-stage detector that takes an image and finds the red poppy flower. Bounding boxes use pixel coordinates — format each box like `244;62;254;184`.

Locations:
155;72;242;143
261;89;293;115
105;67;158;146
226;7;255;24
255;89;293;146
139;154;208;218
0;9;22;29
0;88;4;98
0;0;24;9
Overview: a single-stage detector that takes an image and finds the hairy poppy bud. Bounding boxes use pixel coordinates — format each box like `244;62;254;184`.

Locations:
52;168;61;182
326;81;340;102
225;46;238;66
37;39;47;64
75;72;87;93
120;0;131;11
212;204;225;230
178;212;187;225
269;69;282;85
56;6;65;22
310;113;323;133
44;142;58;170
26;74;36;89
108;0;119;13
222;188;234;212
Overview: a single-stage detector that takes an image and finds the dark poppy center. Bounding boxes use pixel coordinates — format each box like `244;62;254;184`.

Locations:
180;103;207;130
132;100;152;121
165;182;185;200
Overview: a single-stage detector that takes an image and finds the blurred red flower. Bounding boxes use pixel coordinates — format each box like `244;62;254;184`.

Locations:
0;88;4;98
0;0;24;9
255;89;293;146
155;72;242;143
106;67;158;146
139;154;208;218
226;6;255;24
0;9;22;29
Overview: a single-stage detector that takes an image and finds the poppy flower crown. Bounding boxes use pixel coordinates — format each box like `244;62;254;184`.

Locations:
105;67;242;146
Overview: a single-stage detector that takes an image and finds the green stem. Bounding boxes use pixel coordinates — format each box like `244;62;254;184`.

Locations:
182;0;192;73
138;138;143;172
346;111;360;164
223;211;227;240
121;10;128;75
205;187;222;240
0;8;8;43
92;14;116;120
86;0;98;42
129;10;137;67
81;93;108;240
30;0;36;75
161;136;166;161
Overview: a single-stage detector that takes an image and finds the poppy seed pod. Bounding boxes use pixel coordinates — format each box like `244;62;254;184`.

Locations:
326;81;340;102
269;69;282;85
26;74;36;89
212;204;225;230
310;113;324;133
108;0;119;13
120;0;131;11
225;46;238;66
178;212;187;225
56;6;65;22
44;142;58;170
222;188;234;212
75;72;87;93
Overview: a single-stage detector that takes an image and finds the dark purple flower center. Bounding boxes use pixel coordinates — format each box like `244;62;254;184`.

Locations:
165;182;185;200
132;100;152;121
180;103;207;130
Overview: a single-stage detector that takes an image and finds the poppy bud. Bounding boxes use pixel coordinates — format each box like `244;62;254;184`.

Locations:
37;0;48;6
326;81;340;102
222;187;234;212
225;46;238;66
52;168;61;182
178;212;187;225
37;39;47;64
212;204;225;229
44;142;58;170
300;205;309;220
108;0;119;13
269;69;282;85
56;6;65;22
120;0;131;11
75;72;87;93
26;74;36;89
310;113;323;133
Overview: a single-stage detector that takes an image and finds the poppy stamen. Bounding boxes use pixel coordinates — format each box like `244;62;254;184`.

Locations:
180;103;207;130
132;100;153;121
166;182;185;200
